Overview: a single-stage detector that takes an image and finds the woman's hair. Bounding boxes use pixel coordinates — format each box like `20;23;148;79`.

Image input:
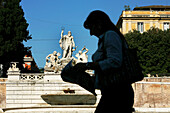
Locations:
84;10;124;38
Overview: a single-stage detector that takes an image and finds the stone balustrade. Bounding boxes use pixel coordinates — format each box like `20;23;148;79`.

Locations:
20;73;44;81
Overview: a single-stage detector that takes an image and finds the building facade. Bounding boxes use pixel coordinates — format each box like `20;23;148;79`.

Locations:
23;51;39;72
116;5;170;34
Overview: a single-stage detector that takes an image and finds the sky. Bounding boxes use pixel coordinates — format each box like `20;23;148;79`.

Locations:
20;0;170;68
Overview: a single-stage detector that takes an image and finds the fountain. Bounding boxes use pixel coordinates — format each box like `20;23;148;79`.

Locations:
42;29;96;106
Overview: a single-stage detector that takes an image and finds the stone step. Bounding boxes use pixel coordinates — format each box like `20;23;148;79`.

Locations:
3;106;170;113
3;105;96;113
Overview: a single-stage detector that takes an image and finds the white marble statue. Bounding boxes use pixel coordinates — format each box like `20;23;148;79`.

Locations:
75;46;88;63
59;30;76;58
8;62;19;71
45;51;61;70
0;64;3;75
0;64;3;71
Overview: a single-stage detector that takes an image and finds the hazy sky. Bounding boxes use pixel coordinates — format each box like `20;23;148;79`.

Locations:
20;0;170;68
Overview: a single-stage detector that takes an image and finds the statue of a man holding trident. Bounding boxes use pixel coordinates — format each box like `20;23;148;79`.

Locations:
59;29;76;58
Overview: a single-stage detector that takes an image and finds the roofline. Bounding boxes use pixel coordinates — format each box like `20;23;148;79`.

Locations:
116;5;170;27
133;5;170;11
116;16;170;27
119;16;170;20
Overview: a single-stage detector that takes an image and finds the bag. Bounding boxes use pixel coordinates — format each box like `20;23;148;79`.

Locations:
61;60;96;96
99;35;144;87
121;47;144;84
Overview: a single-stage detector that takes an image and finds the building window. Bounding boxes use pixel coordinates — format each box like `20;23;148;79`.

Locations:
164;22;169;30
137;22;144;33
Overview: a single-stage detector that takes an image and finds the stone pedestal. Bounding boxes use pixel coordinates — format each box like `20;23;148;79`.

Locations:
7;62;20;81
7;70;20;81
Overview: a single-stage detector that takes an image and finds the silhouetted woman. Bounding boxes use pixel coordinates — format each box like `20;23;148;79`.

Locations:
74;10;134;113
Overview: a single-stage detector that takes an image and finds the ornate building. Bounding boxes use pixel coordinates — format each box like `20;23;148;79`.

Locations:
116;5;170;34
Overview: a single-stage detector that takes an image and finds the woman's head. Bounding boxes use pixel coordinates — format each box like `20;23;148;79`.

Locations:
84;10;123;37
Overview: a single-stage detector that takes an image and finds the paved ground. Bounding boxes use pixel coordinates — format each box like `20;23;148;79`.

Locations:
1;107;170;113
135;108;170;112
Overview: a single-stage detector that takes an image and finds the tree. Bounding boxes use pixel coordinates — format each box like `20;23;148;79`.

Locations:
0;0;31;77
125;28;170;75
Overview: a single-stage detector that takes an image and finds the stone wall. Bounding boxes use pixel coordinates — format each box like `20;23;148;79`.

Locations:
133;82;170;108
0;79;7;108
5;73;98;108
143;77;170;82
3;75;170;109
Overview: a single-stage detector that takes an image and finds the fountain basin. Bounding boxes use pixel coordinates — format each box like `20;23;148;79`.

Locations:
41;94;96;105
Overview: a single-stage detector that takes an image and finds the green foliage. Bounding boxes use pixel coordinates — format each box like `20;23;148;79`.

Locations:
0;0;31;77
125;28;170;75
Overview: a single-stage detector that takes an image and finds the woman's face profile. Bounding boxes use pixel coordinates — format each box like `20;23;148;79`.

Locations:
89;24;102;37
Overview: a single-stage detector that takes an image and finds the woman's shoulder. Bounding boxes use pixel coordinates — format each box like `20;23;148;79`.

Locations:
104;30;121;41
105;30;119;36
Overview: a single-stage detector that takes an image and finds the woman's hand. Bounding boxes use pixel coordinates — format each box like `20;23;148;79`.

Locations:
73;63;87;72
73;62;101;72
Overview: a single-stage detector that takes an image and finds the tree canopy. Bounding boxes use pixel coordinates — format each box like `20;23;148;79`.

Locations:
0;0;31;77
125;28;170;76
